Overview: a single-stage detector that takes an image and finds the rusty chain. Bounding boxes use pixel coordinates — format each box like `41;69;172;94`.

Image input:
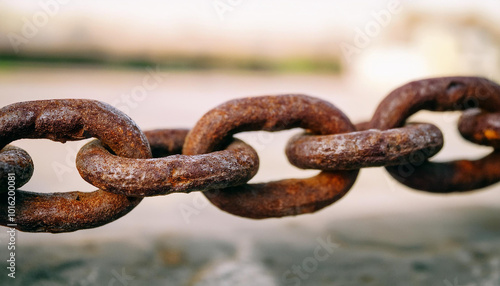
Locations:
1;76;499;233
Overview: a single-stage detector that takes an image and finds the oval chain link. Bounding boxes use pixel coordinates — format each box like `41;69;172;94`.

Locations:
0;76;499;232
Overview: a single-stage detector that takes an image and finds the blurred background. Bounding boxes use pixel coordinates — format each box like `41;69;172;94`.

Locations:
1;1;500;285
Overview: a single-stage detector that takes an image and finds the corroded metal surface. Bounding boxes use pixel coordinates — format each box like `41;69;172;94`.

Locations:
183;94;359;218
145;129;189;157
1;77;500;231
76;129;259;196
0;189;142;233
203;171;358;219
386;151;500;193
0;99;151;233
0;145;33;190
0;99;151;157
286;123;443;170
458;109;500;148
369;77;500;192
369;77;500;129
183;94;356;154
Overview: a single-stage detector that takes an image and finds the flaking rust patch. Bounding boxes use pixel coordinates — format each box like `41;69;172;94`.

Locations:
183;94;358;219
0;99;150;233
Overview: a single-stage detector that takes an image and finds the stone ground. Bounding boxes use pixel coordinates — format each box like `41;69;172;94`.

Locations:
2;206;500;286
0;68;499;285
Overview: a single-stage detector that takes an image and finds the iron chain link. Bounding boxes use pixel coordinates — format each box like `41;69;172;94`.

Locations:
1;76;499;232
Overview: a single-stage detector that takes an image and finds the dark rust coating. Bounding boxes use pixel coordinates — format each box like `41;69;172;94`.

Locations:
355;121;371;131
76;129;259;196
0;190;142;233
183;94;356;154
204;171;358;219
458;109;500;149
369;77;500;129
369;77;500;192
0;100;152;155
0;99;151;232
0;145;34;190
145;129;189;157
286;123;444;170
183;94;359;219
386;151;500;192
1;76;498;231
